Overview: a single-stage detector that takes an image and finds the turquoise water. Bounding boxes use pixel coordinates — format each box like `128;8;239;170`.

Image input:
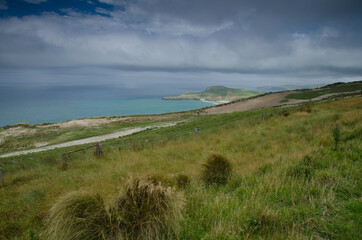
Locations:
0;96;214;127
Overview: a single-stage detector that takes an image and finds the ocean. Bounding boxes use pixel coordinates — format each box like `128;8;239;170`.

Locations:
0;86;215;127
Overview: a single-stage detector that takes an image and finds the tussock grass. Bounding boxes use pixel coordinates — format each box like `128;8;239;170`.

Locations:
43;191;114;240
298;102;312;113
202;152;232;185
111;176;185;239
175;174;190;189
44;176;185;240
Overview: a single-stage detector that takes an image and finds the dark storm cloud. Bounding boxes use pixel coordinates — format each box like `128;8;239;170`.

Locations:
0;0;361;88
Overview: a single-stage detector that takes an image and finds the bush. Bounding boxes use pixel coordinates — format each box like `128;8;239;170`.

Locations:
110;176;185;239
202;152;232;185
282;110;290;117
175;174;190;189
43;191;114;240
298;103;312;113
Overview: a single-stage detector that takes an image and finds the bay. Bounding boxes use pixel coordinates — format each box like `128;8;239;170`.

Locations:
0;96;214;127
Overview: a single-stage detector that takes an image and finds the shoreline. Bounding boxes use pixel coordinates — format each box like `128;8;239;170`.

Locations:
0;98;213;129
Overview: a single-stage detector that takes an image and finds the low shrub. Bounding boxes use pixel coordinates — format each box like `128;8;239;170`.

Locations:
202;152;232;185
111;176;185;240
282;110;290;117
175;174;190;189
298;103;312;113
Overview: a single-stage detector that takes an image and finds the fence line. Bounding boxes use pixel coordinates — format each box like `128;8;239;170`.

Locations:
60;143;102;162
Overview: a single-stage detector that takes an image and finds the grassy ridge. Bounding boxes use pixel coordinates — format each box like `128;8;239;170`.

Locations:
0;97;361;239
163;86;264;102
285;81;362;100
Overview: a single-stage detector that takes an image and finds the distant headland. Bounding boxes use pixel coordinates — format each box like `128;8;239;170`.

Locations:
162;86;264;103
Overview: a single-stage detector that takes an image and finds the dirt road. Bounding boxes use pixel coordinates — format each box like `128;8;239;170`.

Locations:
0;122;179;158
205;91;305;114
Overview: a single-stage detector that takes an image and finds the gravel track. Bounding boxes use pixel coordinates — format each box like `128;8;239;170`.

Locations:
0;122;179;158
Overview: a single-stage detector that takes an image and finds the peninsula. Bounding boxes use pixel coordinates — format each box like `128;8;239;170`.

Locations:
162;86;264;103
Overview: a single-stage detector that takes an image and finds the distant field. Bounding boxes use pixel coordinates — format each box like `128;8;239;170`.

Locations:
0;97;361;239
285;81;362;100
163;86;264;102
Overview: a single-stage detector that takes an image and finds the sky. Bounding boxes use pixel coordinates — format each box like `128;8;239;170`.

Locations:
0;0;362;94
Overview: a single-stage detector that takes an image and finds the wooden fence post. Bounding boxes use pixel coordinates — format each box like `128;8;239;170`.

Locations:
0;168;4;187
262;113;266;121
194;128;198;135
96;143;102;156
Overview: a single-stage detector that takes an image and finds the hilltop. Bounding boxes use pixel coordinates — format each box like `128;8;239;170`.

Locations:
162;86;264;102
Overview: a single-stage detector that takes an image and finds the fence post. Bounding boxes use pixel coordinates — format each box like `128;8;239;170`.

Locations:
261;113;266;121
194;128;198;135
96;143;102;156
0;168;4;187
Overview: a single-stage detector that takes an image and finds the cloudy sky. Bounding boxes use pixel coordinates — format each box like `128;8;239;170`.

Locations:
0;0;362;94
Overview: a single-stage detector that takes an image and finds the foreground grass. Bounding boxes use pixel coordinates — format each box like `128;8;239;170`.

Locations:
0;97;361;239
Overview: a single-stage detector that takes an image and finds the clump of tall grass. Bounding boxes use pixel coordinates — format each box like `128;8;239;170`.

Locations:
298;102;312;113
44;176;185;240
281;110;290;117
58;161;68;171
287;155;327;180
202;152;232;185
111;176;185;240
175;174;190;189
148;174;174;187
43;191;114;240
332;124;340;150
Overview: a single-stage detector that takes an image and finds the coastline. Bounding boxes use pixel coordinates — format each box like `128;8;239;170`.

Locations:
0;97;214;128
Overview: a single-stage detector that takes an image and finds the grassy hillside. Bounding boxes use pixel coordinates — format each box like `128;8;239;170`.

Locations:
163;86;264;102
0;115;189;155
0;97;361;239
285;81;362;100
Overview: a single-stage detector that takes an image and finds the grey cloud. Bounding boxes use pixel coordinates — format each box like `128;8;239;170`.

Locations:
24;0;47;4
1;11;361;75
0;0;361;88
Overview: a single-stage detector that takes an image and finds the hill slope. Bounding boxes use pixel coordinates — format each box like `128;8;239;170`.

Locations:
163;86;264;102
0;97;361;239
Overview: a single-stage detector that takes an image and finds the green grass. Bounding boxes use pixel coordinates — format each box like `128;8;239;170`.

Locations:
285;81;362;100
0;97;361;239
166;86;264;101
0;114;189;154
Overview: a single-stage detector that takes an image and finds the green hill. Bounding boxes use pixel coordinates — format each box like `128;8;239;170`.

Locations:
163;86;264;102
0;96;361;239
285;81;362;100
